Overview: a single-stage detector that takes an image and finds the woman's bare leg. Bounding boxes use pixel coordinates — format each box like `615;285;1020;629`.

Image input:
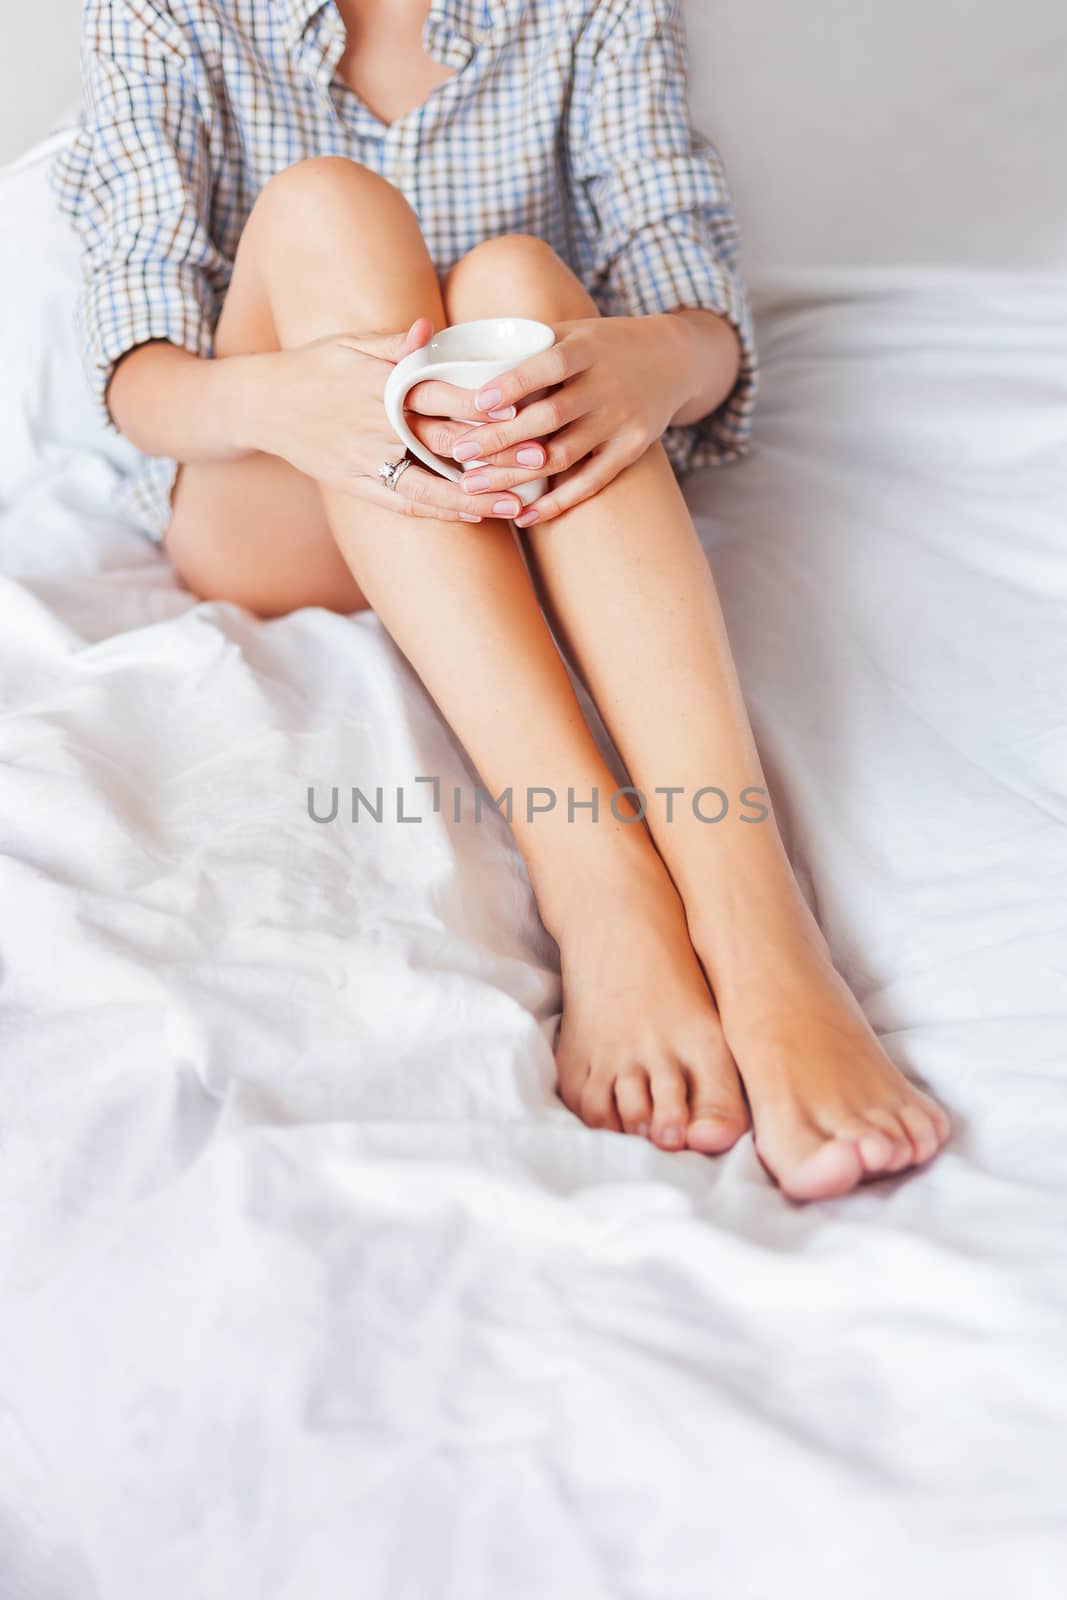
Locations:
444;238;951;1200
165;158;749;1156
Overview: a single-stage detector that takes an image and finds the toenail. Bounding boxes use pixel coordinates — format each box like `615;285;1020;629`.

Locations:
692;1117;723;1135
661;1126;682;1146
636;1122;650;1138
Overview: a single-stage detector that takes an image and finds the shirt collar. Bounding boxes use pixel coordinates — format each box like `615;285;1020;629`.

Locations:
279;1;506;47
279;0;329;44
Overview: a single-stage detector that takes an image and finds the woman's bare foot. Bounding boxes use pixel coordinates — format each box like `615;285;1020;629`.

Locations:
693;910;951;1201
552;863;750;1156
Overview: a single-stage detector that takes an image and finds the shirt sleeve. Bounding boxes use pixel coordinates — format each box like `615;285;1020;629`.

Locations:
570;0;758;471
53;0;229;427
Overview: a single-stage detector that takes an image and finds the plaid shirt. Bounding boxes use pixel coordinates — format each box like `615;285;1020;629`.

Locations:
54;0;758;538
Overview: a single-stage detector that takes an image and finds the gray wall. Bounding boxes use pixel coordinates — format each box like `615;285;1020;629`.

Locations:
0;0;82;164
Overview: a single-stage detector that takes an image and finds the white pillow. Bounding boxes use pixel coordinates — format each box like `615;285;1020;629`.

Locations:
0;131;135;509
685;0;1067;273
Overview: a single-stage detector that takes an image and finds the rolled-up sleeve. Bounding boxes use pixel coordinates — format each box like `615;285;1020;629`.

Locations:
570;0;758;470
53;0;229;426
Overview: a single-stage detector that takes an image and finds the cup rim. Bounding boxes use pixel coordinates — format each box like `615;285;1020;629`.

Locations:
425;317;556;358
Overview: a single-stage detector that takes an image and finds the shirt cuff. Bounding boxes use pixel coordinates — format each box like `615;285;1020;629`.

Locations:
77;261;217;428
610;214;759;472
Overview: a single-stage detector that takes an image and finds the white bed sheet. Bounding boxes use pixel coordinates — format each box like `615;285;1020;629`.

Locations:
1;148;1066;1598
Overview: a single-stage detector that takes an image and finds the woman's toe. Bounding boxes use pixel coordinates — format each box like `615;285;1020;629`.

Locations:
764;1124;867;1202
613;1067;654;1138
683;1045;749;1154
863;1108;917;1172
686;1112;748;1154
831;1116;899;1176
898;1100;942;1165
914;1091;952;1148
579;1068;622;1133
929;1098;953;1145
856;1129;899;1173
648;1060;690;1150
685;1086;749;1154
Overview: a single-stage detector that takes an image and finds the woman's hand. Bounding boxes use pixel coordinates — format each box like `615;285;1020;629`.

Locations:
429;312;739;526
400;376;554;493
247;318;527;524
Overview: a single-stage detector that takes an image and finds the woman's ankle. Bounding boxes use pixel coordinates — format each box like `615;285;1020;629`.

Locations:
529;826;679;949
685;861;835;998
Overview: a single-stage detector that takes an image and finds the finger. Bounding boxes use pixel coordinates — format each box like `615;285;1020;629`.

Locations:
398;317;435;360
405;379;510;424
340;317;434;365
391;462;524;522
359;476;478;522
475;440;548;472
407;413;470;459
406;424;551;478
460;421;596;495
360;484;476;522
452;381;590;460
471;331;592;413
514;438;637;527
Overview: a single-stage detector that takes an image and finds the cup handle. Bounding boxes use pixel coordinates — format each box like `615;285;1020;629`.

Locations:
384;353;469;486
383;354;546;509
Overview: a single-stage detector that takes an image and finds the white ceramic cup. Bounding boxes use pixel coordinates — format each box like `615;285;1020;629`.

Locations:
383;317;556;508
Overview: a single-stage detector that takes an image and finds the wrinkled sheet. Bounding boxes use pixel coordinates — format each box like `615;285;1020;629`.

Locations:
1;194;1066;1595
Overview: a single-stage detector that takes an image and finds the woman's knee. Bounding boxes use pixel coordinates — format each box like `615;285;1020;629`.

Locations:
256;154;406;211
225;156;436;340
445;233;599;319
249;156;419;240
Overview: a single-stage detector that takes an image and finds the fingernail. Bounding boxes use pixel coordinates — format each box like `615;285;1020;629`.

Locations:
462;472;491;492
476;387;503;412
516;447;544;467
514;509;539;527
460;513;482;523
454;441;481;462
493;499;520;517
487;406;517;421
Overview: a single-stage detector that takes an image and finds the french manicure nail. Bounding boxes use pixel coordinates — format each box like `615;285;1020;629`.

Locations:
493;499;520;517
661;1126;682;1146
636;1122;650;1138
463;472;491;492
476;387;503;411
486;406;517;421
460;513;482;523
454;441;481;462
517;447;544;467
514;509;539;527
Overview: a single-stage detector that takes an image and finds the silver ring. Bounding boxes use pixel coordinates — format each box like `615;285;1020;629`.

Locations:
378;453;414;493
